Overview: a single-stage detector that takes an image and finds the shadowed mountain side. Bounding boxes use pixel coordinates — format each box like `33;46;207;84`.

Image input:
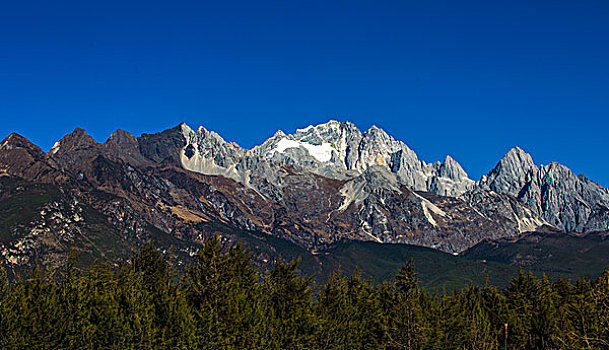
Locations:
463;230;609;281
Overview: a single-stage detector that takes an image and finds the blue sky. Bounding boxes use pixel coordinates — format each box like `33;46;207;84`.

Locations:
1;0;608;185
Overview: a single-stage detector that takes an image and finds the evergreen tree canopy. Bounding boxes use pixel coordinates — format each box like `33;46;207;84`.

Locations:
1;238;609;349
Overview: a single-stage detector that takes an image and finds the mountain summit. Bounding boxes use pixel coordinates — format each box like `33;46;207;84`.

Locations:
175;120;475;198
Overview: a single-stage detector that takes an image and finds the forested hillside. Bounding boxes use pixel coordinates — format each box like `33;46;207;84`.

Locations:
2;237;609;349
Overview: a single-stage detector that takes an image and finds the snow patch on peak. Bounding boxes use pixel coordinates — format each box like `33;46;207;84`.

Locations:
50;141;61;155
274;138;336;162
296;125;314;133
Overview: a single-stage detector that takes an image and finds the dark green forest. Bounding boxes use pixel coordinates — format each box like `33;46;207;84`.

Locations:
1;237;609;349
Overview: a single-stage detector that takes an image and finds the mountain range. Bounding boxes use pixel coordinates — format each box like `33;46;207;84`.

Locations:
1;120;608;281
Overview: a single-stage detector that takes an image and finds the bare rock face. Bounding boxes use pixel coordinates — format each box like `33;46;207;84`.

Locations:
0;133;65;182
159;120;475;198
479;147;537;197
138;124;187;164
105;129;153;167
427;156;475;197
479;148;609;232
178;123;247;183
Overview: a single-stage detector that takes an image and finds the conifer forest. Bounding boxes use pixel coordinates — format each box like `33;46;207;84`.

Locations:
1;236;609;349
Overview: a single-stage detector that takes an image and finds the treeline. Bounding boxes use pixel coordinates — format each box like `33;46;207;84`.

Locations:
1;237;609;349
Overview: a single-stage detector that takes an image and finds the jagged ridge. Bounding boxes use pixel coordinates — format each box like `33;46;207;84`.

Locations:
1;120;607;273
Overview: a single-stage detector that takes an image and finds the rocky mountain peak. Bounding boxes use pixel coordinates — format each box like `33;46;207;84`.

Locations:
425;155;475;197
273;130;287;138
170;123;248;183
294;119;349;133
578;174;605;190
138;124;187;164
501;147;536;170
543;160;569;171
536;161;582;191
439;155;469;181
479;147;537;197
291;120;362;146
105;129;150;167
157;120;478;197
363;125;391;141
1;133;43;153
0;133;64;182
4;120;609;270
476;147;609;233
107;129;136;145
53;128;100;155
358;126;401;162
193;125;233;149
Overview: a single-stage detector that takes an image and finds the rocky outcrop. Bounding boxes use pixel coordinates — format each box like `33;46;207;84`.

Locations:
479;148;609;232
479;147;537;197
427;156;475;197
0;133;65;182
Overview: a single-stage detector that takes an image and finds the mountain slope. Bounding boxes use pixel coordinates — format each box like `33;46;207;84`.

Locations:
1;120;608;279
463;230;609;281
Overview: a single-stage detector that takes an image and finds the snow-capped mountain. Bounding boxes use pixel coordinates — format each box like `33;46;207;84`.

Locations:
1;119;607;273
173;120;475;198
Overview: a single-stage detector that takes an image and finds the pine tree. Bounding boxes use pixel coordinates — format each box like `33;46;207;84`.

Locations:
83;259;123;349
0;265;17;349
261;257;315;349
184;235;262;349
128;243;174;345
443;284;498;350
504;270;562;350
116;256;157;348
531;275;560;349
592;270;609;349
504;269;538;349
385;258;425;349
315;268;384;349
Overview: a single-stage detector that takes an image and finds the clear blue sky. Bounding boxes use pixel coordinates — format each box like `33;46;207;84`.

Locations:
1;0;608;185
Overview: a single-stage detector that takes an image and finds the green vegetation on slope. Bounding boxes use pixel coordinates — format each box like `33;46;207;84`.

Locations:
0;179;61;242
0;177;199;279
315;241;517;290
464;231;609;281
